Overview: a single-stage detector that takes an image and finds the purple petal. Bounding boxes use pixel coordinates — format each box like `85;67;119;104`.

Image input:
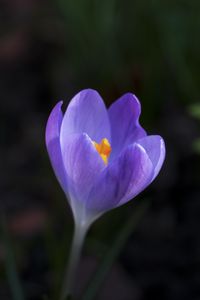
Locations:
61;133;106;211
86;143;153;213
60;89;111;150
137;135;166;181
108;93;146;160
45;101;68;194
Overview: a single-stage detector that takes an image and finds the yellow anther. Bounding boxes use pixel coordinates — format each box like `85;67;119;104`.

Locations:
93;138;111;165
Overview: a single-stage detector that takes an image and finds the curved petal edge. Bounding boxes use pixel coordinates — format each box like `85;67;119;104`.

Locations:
108;93;146;159
45;101;68;194
60;89;111;153
86;143;153;213
137;135;166;181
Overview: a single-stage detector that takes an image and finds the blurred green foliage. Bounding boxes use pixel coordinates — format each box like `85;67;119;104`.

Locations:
189;103;200;120
189;103;200;153
52;0;200;123
82;201;149;300
1;217;24;300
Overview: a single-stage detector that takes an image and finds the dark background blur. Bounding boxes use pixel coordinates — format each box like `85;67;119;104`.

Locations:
1;0;200;299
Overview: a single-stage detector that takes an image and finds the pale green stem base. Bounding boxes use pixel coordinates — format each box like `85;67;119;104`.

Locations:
60;224;88;300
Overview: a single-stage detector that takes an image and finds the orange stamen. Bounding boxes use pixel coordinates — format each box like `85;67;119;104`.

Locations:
93;138;111;165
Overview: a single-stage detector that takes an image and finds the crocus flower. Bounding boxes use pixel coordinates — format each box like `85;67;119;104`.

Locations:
45;89;165;228
46;89;166;299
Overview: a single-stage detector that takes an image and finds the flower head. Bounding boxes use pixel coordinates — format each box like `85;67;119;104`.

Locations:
45;89;165;227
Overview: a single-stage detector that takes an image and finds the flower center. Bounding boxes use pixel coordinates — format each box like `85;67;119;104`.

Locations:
93;138;111;165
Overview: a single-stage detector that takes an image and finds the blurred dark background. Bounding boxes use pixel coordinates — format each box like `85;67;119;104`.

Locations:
0;0;200;299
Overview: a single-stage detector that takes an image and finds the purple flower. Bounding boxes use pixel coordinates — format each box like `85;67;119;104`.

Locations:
45;89;165;226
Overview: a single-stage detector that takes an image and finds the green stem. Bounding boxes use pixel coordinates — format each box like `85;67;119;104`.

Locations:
60;223;88;300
